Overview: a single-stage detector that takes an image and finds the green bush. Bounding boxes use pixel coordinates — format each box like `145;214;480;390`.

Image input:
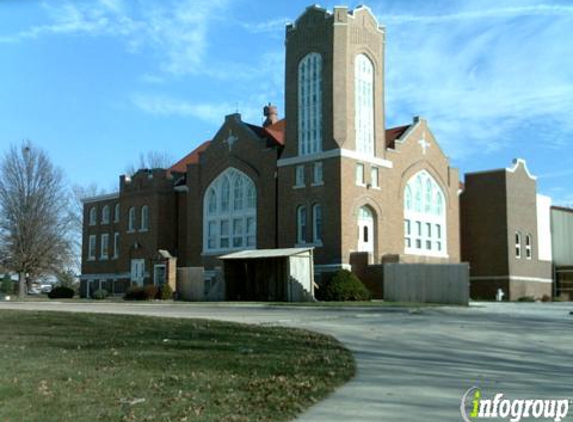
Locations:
517;296;536;302
321;270;371;301
92;289;108;300
48;286;75;299
1;274;13;294
160;284;173;300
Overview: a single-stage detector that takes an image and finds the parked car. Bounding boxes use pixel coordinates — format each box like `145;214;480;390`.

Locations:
40;284;53;293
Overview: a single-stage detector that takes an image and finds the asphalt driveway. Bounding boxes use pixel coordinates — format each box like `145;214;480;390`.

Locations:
0;301;571;421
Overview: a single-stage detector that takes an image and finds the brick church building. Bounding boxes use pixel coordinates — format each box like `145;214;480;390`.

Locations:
80;5;462;297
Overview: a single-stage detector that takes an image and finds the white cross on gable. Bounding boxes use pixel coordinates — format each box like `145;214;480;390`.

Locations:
226;130;238;151
418;131;430;155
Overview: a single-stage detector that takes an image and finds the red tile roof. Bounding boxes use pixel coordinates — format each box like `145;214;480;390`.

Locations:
168;140;211;174
385;124;410;149
264;119;285;145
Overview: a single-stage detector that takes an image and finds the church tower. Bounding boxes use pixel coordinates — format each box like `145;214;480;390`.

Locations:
282;5;387;158
277;5;390;269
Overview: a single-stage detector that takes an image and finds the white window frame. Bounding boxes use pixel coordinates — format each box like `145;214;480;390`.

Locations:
89;207;97;226
371;166;379;189
525;234;532;260
88;235;96;261
203;168;256;254
100;234;109;260
312;204;323;244
298;52;323;156
128;207;136;232
297;206;307;244
404;171;447;257
101;205;110;225
295;165;305;188
113;232;119;259
356;163;365;186
355;54;375;156
312;162;323;186
140;205;149;231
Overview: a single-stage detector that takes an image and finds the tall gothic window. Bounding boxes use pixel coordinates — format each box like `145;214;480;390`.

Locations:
140;205;149;231
404;171;447;256
298;52;322;156
355;54;374;156
203;168;256;252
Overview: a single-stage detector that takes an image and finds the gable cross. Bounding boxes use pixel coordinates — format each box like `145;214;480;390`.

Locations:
418;131;430;155
226;130;238;151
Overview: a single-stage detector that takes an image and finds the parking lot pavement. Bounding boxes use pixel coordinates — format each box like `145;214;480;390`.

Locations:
1;301;571;421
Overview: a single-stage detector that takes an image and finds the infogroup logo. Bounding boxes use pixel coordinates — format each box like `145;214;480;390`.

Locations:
461;387;571;422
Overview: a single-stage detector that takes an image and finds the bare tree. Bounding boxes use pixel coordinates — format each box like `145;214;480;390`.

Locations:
0;141;73;298
125;151;174;176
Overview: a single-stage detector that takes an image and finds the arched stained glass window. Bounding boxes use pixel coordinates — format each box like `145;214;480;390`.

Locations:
403;171;447;256
203;168;256;252
355;54;374;156
298;53;322;156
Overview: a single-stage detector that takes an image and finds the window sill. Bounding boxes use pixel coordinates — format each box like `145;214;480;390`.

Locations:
139;229;149;233
356;183;367;188
292;185;306;190
295;242;322;248
87;257;96;262
311;182;324;187
100;257;109;261
127;230;136;234
371;186;381;190
404;248;449;259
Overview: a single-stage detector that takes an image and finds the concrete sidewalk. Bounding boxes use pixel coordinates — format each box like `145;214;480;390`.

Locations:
0;301;571;421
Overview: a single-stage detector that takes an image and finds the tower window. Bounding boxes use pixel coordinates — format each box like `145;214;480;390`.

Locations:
298;53;323;156
355;54;375;156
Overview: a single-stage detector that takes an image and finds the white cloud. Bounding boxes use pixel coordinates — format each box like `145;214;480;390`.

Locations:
0;0;229;76
131;94;263;126
381;1;573;160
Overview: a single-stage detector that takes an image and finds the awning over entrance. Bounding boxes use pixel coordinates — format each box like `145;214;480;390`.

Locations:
219;248;315;302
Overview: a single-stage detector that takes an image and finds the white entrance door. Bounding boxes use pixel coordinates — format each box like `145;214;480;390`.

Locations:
357;206;374;256
131;259;145;286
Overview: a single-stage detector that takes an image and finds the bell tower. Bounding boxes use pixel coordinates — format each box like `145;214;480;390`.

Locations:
283;5;386;159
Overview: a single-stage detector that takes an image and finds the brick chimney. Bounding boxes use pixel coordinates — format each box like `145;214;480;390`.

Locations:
263;103;278;127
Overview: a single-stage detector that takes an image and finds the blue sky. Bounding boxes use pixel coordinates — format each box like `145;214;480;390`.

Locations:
0;0;572;204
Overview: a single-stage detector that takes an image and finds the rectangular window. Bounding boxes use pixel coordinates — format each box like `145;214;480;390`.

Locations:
371;167;379;188
426;223;432;238
416;222;422;236
313;162;323;185
208;221;217;249
246;217;256;247
88;235;96;260
297;207;307;244
515;232;521;259
436;224;442;239
404;219;411;249
295;165;305;187
426;240;432;250
114;204;120;223
220;220;229;249
113;232;119;259
100;234;109;259
356;163;365;185
233;219;243;248
526;235;532;259
313;205;322;243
